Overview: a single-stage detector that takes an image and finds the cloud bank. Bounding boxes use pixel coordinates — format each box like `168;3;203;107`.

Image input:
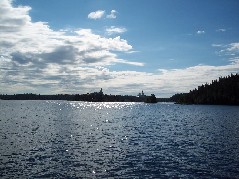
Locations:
0;0;142;94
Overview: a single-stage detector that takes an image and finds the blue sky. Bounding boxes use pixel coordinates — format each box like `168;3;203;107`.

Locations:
0;0;239;97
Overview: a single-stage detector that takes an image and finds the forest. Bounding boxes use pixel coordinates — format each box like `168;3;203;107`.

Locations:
170;73;239;105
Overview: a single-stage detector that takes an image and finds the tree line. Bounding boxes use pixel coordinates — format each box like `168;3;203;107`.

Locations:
170;73;239;105
0;91;158;103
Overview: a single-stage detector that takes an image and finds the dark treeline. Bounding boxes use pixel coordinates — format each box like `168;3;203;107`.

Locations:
74;93;156;103
0;90;158;103
170;73;239;105
73;93;144;102
0;93;74;101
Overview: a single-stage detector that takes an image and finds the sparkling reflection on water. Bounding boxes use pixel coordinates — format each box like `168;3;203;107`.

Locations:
0;100;239;178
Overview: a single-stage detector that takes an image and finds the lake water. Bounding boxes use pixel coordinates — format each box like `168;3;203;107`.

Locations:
0;100;239;178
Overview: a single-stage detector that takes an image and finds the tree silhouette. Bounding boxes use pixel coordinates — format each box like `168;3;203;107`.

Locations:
171;73;239;105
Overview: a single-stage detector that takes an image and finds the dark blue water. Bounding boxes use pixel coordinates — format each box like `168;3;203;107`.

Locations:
0;100;239;178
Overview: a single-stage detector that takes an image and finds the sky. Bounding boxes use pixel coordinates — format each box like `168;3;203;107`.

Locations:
0;0;239;97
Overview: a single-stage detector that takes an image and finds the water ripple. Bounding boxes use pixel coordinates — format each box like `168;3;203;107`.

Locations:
0;101;239;178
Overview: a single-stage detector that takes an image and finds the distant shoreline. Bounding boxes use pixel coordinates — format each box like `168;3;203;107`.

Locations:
0;93;168;103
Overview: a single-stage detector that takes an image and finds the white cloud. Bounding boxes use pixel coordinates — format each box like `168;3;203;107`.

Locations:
213;42;239;56
106;10;117;19
226;43;239;52
116;59;144;66
74;59;239;96
75;29;132;52
125;50;140;54
216;28;226;32
212;44;223;47
158;59;239;94
0;1;134;64
88;10;105;19
106;26;127;35
196;30;205;35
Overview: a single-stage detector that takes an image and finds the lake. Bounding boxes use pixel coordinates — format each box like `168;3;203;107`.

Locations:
0;100;239;178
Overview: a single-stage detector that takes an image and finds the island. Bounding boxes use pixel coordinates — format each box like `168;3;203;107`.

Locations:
0;89;159;103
